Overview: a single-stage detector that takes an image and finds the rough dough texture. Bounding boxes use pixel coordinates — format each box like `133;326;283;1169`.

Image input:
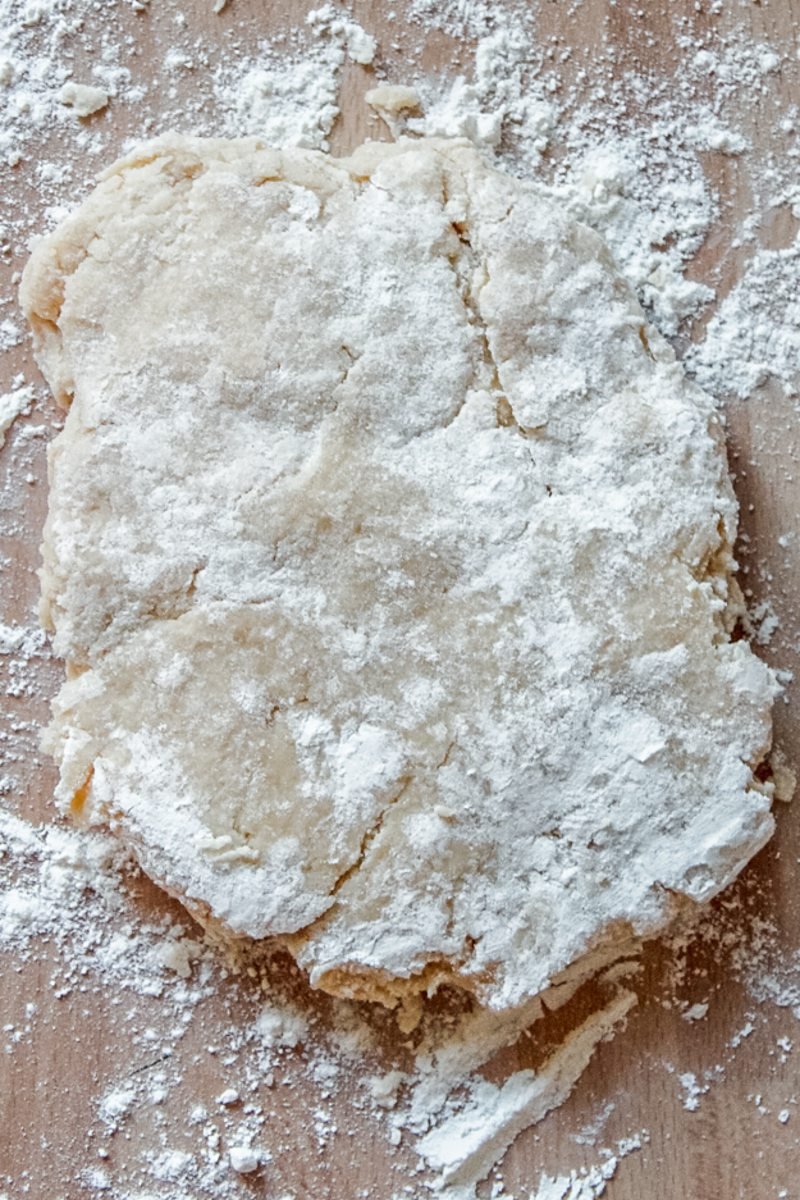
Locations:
22;134;778;1011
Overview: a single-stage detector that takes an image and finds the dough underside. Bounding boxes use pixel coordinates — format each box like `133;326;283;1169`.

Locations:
21;134;778;1012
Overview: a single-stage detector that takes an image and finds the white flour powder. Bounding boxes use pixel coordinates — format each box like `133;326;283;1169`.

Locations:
690;241;800;401
1;1;800;1198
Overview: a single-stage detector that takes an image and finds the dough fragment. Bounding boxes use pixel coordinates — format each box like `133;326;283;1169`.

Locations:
58;82;110;119
21;134;779;1010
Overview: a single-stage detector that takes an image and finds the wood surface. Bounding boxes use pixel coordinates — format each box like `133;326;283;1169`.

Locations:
2;2;800;1197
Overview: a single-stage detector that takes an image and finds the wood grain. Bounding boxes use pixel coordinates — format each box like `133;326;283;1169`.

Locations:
2;2;800;1197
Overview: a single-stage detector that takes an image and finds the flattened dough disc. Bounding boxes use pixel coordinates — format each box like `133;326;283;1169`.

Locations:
21;135;778;1010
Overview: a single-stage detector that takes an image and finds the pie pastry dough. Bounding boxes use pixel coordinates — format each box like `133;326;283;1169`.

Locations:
21;135;778;1010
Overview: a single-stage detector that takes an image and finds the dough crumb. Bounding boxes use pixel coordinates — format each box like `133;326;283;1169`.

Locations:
228;1145;261;1173
0;383;32;447
366;84;421;113
58;82;109;118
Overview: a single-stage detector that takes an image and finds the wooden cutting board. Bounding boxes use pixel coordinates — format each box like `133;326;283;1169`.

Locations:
2;2;800;1197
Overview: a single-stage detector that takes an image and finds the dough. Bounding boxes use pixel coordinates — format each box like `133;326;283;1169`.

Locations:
21;134;778;1010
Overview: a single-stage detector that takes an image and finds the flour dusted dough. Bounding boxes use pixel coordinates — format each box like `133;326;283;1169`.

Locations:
22;135;778;1010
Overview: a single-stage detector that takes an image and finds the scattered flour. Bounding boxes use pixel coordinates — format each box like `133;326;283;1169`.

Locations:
415;990;637;1198
213;42;342;148
678;1071;708;1112
689;241;800;401
254;1002;308;1050
409;19;555;154
529;1157;623;1200
98;1081;138;1129
213;3;375;148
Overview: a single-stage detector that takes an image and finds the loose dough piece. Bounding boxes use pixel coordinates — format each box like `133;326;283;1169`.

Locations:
22;134;779;1011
